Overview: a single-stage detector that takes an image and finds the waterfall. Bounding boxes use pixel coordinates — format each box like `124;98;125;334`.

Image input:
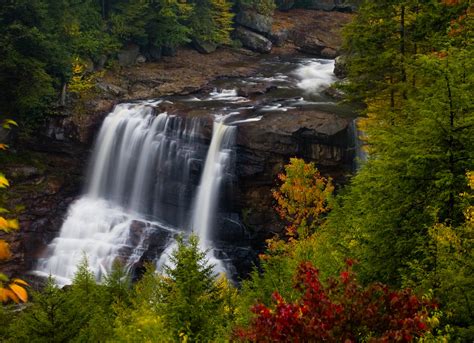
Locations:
350;118;368;169
191;121;235;247
157;120;236;275
34;103;234;284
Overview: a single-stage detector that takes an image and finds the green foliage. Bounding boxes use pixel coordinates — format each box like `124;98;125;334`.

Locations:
189;0;234;45
328;1;474;340
114;235;237;342
238;0;276;16
7;277;74;342
0;0;239;129
163;235;221;340
405;173;474;341
6;260;130;342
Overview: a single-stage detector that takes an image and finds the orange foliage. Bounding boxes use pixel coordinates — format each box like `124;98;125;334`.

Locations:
272;158;334;239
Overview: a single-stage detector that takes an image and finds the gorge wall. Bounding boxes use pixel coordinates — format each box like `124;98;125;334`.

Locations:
0;8;355;282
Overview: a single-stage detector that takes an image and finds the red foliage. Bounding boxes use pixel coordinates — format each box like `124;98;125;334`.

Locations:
235;261;435;342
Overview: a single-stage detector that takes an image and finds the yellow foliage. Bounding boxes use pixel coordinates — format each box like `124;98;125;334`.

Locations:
0;174;9;188
9;283;28;302
0;217;19;232
273;158;334;239
0;279;28;303
1;119;17;129
68;57;103;96
0;240;11;260
0;118;28;304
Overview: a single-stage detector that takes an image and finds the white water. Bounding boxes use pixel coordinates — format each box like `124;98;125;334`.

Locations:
294;59;336;93
33;57;347;284
191;121;235;247
34;103;235;284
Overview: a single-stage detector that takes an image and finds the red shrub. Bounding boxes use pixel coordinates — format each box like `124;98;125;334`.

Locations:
235;261;435;342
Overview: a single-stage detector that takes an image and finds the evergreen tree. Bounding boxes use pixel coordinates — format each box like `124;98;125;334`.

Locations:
330;0;473;289
162;235;223;341
7;277;76;342
189;0;234;45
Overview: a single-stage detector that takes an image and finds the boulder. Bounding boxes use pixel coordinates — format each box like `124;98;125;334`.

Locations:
335;0;357;12
292;31;339;57
236;10;273;35
321;47;338;58
193;39;217;54
117;44;140;67
295;34;327;56
269;29;289;47
96;82;127;98
136;54;147;63
237;82;277;97
234;27;272;54
334;55;348;78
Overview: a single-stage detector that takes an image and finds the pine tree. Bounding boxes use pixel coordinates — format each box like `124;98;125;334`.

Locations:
189;0;234;45
330;0;473;287
162;235;223;341
7;277;76;342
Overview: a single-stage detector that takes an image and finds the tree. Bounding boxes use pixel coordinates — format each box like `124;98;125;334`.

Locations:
330;0;473;287
188;0;234;45
113;235;236;342
238;159;340;327
273;158;334;239
405;172;474;340
162;235;227;341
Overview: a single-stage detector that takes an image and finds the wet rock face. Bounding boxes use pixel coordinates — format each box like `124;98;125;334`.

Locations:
234;109;353;237
0;143;87;279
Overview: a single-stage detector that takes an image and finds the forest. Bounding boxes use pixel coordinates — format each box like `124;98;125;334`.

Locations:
0;0;473;342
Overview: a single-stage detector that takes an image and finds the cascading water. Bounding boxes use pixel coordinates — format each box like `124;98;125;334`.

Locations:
190;120;236;272
34;103;226;284
33;56;354;284
156;119;236;275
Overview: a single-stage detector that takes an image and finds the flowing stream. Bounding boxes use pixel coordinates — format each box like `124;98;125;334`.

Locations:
34;58;357;284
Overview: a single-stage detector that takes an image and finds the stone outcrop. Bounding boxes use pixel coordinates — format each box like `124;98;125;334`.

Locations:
118;44;140;67
2;8;356;280
272;9;353;58
233;27;273;54
236;10;274;35
0;140;87;279
275;0;357;12
334;55;348;78
236;110;353;236
193;39;217;54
